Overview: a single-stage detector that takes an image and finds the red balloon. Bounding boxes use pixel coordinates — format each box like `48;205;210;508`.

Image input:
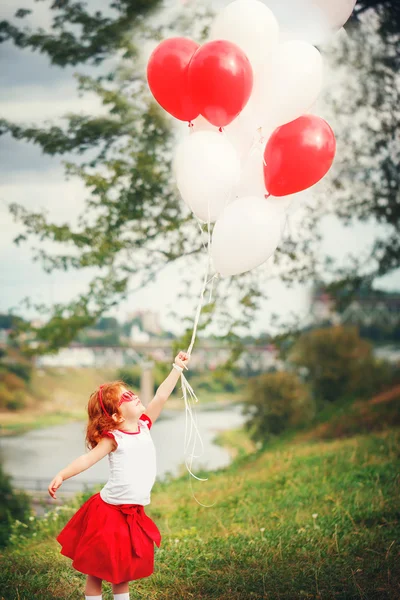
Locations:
147;37;200;122
263;115;336;197
188;40;253;128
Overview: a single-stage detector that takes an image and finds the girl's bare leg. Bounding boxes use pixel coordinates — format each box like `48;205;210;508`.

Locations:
85;574;103;595
112;581;130;595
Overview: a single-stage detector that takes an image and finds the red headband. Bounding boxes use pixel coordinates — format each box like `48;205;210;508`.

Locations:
98;386;137;417
98;384;111;417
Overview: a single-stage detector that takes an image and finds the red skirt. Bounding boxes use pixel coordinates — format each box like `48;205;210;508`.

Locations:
56;491;162;584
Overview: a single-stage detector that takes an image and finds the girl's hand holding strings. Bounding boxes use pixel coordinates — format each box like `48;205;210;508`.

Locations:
48;473;63;499
175;351;190;371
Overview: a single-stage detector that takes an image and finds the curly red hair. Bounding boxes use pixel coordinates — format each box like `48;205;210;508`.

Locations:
85;380;128;452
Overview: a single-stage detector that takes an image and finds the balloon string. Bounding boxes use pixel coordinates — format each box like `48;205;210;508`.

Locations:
180;192;220;506
180;371;216;507
185;233;213;356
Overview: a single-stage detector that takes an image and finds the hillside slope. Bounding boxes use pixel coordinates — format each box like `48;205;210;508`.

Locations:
1;404;399;599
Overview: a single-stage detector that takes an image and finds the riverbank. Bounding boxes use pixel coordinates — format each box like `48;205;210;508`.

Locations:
0;366;245;437
0;395;243;438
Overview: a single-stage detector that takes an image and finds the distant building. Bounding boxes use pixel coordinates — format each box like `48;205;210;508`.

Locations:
309;283;400;328
126;310;162;336
35;346;128;368
309;286;341;325
130;324;150;343
35;347;97;367
30;319;45;328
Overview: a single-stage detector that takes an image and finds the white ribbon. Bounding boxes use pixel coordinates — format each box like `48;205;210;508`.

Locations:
178;179;219;507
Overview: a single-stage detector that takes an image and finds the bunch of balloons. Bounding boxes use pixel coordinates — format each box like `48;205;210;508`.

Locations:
147;0;356;278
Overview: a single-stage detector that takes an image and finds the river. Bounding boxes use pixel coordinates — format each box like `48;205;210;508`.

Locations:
0;403;249;497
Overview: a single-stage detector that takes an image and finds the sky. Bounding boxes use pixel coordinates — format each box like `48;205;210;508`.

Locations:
0;0;399;337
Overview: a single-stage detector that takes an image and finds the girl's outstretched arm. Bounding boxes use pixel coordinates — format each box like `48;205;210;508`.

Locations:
145;351;190;425
48;437;113;498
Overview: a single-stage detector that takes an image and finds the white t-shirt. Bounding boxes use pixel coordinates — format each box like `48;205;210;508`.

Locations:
99;414;156;506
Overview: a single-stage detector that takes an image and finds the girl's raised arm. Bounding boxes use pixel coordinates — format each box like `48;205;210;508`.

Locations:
145;351;190;425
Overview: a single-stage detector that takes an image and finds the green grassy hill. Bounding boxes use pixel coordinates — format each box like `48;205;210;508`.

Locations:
0;396;399;600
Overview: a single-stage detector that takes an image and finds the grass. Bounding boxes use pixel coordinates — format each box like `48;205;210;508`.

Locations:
296;388;400;443
213;425;258;460
1;397;399;600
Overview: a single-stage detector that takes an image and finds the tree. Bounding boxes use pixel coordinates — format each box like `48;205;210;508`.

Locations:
0;313;26;330
93;316;119;332
289;325;377;404
324;3;400;296
242;371;312;443
0;1;398;358
348;0;400;35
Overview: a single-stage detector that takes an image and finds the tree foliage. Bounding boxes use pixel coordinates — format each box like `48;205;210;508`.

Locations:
0;0;398;357
288;325;395;404
243;370;312;443
327;5;399;290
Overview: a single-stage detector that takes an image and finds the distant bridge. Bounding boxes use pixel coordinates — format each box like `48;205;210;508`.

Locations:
33;341;283;404
34;341;281;372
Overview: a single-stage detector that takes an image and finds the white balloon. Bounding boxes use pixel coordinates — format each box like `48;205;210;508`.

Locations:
191;115;217;134
210;0;279;76
257;41;323;130
235;141;266;198
223;43;321;145
262;0;356;45
174;131;241;223
193;112;258;167
224;113;260;161
211;196;284;277
267;190;310;216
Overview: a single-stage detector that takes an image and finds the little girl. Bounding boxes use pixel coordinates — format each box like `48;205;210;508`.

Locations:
49;351;190;600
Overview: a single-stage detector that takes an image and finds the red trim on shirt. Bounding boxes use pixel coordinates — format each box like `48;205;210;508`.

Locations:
139;413;152;430
119;413;152;433
102;413;152;441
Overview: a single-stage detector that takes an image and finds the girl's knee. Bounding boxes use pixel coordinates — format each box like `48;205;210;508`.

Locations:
87;574;102;582
112;580;130;590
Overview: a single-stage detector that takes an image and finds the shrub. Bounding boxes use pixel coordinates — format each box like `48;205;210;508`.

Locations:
116;366;141;389
0;372;25;391
0;383;14;410
5;362;32;383
6;390;26;411
197;380;215;392
243;371;314;444
349;358;400;399
0;462;32;549
289;326;374;405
